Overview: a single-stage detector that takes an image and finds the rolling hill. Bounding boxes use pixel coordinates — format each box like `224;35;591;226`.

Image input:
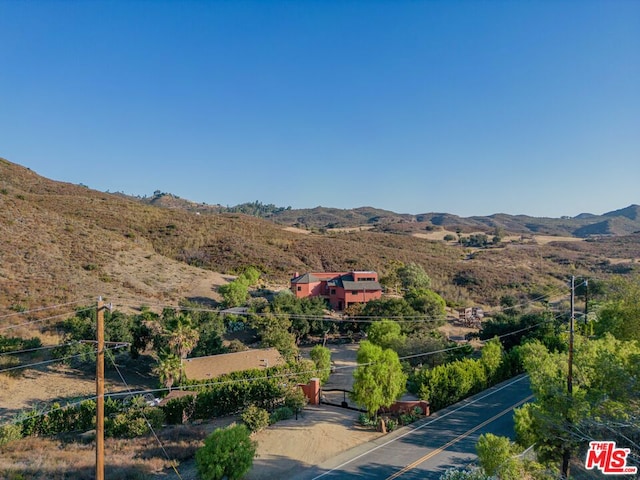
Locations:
129;192;640;237
1;157;639;323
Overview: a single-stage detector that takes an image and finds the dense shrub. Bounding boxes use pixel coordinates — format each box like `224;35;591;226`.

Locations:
386;418;398;431
241;405;270;433
106;406;165;438
0;335;41;354
0;423;22;447
13;397;164;440
196;424;256;480
309;345;331;383
411;339;520;411
164;361;315;424
283;387;308;412
358;413;377;427
269;406;294;424
162;395;197;424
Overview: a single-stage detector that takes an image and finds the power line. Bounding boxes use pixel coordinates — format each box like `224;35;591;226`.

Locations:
101;319;555;401
112;300;450;323
0;300;561;428
0;299;90;320
0;314;556;432
0;343;127;374
114;288;565;324
0;306;96;332
106;349;184;480
3;396;97;426
0;353;89;374
0;341;77;356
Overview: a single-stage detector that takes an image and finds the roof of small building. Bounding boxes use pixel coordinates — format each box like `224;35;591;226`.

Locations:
183;347;285;381
341;280;382;291
290;273;321;284
292;271;382;292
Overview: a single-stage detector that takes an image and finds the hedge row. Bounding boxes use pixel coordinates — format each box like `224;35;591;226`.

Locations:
2;397;165;445
163;361;315;424
409;342;523;411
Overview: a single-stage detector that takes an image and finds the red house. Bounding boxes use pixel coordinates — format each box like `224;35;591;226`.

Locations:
290;270;383;310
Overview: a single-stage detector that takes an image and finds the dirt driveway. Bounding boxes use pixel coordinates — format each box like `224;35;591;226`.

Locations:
247;404;382;480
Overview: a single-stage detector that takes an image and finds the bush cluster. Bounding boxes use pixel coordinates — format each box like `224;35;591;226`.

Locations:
0;335;41;354
241;405;270;433
196;424;256;480
8;397;165;444
357;413;377;427
398;406;424;426
269;406;294;424
409;339;522;411
164;362;313;424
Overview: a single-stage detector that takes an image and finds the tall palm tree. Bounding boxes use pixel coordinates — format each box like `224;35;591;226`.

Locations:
154;353;183;392
167;313;200;359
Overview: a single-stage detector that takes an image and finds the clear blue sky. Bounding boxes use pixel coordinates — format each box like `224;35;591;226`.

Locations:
1;1;638;217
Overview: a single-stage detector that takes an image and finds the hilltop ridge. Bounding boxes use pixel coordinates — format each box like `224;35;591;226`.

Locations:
119;184;640;237
1;157;639;316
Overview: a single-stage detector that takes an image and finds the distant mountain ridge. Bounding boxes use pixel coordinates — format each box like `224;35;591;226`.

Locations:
1;157;639;314
126;192;640;238
12;158;636;237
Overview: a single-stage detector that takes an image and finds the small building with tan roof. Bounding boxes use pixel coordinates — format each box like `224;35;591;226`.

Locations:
182;347;286;381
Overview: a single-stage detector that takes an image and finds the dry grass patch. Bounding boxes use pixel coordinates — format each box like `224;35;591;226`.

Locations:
533;235;584;245
281;226;311;234
0;425;208;480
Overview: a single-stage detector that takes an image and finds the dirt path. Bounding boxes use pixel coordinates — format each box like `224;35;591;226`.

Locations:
154;405;382;480
247;406;381;479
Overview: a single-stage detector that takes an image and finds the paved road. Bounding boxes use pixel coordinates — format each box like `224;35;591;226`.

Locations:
291;374;532;480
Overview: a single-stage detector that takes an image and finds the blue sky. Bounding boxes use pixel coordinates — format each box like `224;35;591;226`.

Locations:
1;1;638;217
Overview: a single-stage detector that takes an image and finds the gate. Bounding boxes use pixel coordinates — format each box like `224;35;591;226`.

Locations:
319;388;366;412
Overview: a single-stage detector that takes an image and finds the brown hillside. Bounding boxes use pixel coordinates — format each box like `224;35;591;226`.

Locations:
1;158;639;324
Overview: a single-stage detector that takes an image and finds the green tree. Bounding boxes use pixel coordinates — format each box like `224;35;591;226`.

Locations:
196;424;257;480
238;266;261;286
251;313;298;361
266;291;328;340
309;345;331;383
361;298;418;321
167;313;200;359
499;294;519;313
129;309;156;358
404;288;446;320
514;334;640;478
480;311;559;351
594;276;640;341
379;259;404;294
241;404;270;433
476;433;518;477
351;341;407;418
397;262;432;291
191;312;227;357
154;353;183;391
219;280;250;307
398;335;452;368
366;319;405;351
479;337;503;383
492;226;505;244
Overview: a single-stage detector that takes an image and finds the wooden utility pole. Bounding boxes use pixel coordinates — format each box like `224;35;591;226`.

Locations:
568;275;575;395
561;276;576;479
96;297;105;480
